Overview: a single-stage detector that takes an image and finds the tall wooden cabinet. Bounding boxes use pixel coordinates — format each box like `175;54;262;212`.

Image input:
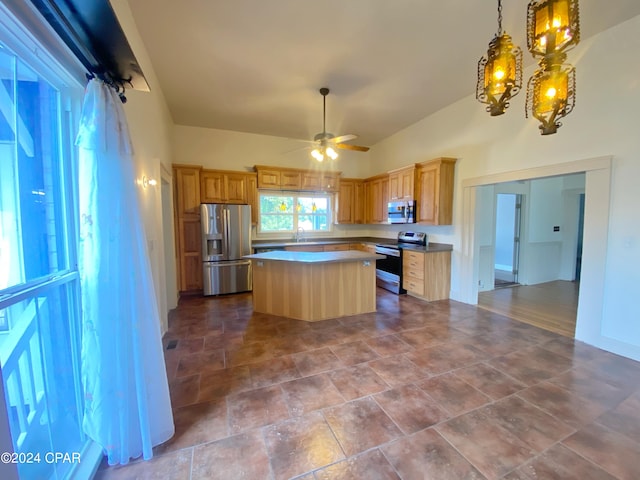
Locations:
364;174;389;224
336;178;365;224
416;157;457;225
173;165;203;292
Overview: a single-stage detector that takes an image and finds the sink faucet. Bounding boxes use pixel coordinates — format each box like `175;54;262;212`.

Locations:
295;227;305;242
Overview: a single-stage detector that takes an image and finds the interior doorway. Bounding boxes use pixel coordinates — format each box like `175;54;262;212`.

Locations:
494;193;522;288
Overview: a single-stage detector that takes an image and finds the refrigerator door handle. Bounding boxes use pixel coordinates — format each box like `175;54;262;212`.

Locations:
224;208;231;258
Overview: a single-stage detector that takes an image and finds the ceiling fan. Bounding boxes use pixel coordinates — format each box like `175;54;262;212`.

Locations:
308;87;369;162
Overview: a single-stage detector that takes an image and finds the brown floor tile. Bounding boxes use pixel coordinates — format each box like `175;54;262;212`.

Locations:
314;449;400;480
154;400;228;454
291;347;344;376
374;383;449;434
176;349;225;377
263;412;345;480
488;345;575;386
517;381;607;428
436;408;535;479
107;291;640;479
367;355;427;386
548;366;631;409
503;443;617;480
382;428;486;480
227;384;290;433
168;374;200;408
330;340;380;365
95;449;192;480
225;342;273;367
454;362;527;400
197;366;252;403
563;422;640;480
485;396;574;452
280;373;344;416
596;390;640;442
417;373;491;416
191;431;271;480
364;333;413;356
328;364;389;401
249;355;301;388
323;397;402;456
405;342;487;375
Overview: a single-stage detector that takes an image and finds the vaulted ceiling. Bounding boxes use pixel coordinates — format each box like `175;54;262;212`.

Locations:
127;0;640;147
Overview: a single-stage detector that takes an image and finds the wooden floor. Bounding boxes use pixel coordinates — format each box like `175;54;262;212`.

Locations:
478;280;579;337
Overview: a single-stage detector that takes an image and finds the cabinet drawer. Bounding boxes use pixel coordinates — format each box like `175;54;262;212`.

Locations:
324;244;350;251
403;250;425;265
403;278;424;295
404;267;424;281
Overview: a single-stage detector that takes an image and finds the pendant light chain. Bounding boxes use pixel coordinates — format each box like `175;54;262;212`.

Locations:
497;0;503;36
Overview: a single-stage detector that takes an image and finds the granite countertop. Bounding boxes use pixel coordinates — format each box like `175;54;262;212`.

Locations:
243;250;384;263
252;237;453;253
251;236;389;249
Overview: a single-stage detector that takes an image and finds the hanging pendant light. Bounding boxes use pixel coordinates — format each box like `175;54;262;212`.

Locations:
525;0;580;135
527;0;580;58
476;0;523;116
526;61;575;135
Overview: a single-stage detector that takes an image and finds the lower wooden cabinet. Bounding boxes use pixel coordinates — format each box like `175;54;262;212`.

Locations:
402;250;451;301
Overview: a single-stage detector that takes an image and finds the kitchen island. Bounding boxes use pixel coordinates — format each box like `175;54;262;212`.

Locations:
244;250;383;321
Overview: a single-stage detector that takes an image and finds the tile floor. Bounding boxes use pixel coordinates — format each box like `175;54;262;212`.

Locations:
96;289;640;480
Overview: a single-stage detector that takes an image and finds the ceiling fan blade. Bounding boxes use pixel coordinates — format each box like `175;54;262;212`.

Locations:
331;134;357;144
336;143;370;152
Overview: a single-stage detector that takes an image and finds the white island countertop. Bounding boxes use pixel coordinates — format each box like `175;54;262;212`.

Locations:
244;250;383;264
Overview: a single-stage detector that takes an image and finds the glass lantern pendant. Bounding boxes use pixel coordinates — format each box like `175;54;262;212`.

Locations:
527;0;580;58
526;63;576;135
477;0;523;116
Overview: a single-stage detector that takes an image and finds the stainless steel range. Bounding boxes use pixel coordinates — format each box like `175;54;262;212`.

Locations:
375;231;428;294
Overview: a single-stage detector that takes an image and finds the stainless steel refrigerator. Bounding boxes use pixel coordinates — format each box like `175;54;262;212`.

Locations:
201;203;252;295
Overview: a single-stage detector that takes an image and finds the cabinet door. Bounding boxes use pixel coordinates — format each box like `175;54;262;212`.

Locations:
353;181;365;224
336;180;354;224
417;164;439;224
226;173;247;203
400;167;415;199
281;171;301;189
388;172;401;200
178;217;203;290
246;173;258;225
175;166;201;215
321;173;339;192
201;170;225;203
301;172;322;191
257;169;281;188
324;244;350;251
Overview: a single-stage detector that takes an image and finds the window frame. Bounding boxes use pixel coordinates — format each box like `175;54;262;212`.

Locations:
257;190;334;236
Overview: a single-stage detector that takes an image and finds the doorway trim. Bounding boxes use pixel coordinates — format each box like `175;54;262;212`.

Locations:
458;155;612;347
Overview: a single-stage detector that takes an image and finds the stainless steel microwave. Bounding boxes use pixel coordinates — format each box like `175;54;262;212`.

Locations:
387;200;416;224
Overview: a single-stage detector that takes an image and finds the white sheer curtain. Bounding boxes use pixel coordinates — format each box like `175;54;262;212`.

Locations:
75;78;174;465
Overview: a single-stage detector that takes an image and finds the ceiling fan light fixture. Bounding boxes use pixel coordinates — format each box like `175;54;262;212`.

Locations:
326;146;338;160
311;148;324;162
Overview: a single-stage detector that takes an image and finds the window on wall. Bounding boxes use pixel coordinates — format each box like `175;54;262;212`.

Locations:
258;192;333;234
0;13;87;479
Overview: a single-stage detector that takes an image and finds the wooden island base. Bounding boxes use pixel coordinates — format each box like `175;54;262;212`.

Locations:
247;251;380;321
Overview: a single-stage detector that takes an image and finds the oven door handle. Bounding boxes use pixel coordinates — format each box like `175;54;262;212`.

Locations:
375;246;401;257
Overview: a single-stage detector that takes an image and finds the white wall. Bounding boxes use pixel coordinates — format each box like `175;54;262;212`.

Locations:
111;0;177;333
370;15;640;360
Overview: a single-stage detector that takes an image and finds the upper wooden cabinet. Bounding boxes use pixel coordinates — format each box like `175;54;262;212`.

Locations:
201;169;249;204
416;157;457;225
336;178;365;224
245;173;258;225
255;165;340;192
174;165;202;215
388;165;416;201
364;174;389;224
